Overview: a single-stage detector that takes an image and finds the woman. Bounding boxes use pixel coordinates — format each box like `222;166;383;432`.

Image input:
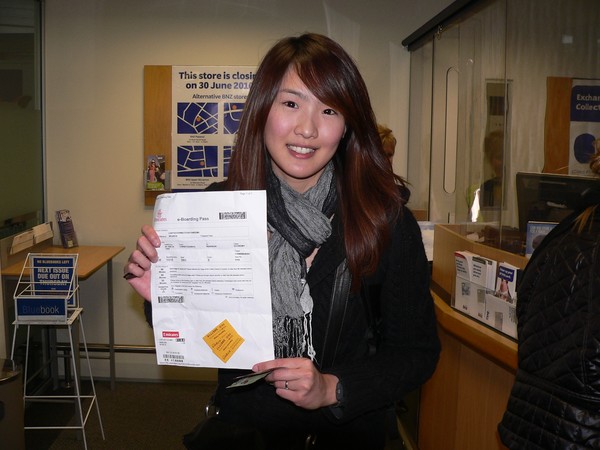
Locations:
480;130;504;208
125;33;439;450
498;149;600;449
377;123;397;163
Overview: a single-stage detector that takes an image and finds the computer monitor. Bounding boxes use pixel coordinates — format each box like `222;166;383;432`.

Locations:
516;172;599;232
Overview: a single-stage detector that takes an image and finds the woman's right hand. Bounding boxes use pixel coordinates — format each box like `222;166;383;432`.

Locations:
124;224;161;301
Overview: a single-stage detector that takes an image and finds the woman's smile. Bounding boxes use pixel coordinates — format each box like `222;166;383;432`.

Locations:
287;144;316;156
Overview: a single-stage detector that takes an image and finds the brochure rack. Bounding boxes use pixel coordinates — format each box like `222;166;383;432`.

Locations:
13;253;79;322
10;253;104;449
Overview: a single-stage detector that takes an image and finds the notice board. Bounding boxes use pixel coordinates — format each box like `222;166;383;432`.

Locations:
143;65;255;206
544;76;600;176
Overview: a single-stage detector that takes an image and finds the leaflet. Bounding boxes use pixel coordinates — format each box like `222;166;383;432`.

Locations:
150;191;274;369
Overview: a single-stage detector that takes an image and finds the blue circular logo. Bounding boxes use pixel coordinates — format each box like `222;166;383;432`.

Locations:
573;133;596;164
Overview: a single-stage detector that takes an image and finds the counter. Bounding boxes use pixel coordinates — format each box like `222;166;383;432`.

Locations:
417;224;526;450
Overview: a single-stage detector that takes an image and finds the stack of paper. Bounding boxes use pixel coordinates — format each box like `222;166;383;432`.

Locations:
471;255;497;290
495;262;520;304
10;230;34;255
451;249;519;338
33;222;54;244
453;250;478;315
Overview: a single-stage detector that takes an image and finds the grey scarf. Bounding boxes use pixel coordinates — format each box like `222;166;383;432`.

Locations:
267;162;337;359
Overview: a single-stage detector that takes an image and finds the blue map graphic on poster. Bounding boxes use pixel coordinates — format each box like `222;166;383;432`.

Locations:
223;146;233;177
177;102;218;134
178;145;219;177
224;103;245;134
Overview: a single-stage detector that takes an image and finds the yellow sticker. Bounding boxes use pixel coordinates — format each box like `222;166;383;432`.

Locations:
203;319;245;363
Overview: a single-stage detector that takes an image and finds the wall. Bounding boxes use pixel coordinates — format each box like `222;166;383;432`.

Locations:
43;0;453;381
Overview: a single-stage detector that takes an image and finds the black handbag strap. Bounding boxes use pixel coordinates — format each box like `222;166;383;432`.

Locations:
320;260;351;369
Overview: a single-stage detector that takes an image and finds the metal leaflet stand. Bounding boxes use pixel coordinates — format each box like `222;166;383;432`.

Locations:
10;253;104;450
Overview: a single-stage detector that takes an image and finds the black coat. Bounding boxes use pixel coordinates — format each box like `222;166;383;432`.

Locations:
145;186;440;449
498;205;600;449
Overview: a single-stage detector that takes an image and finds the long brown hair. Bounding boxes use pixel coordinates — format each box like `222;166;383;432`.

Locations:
225;33;407;286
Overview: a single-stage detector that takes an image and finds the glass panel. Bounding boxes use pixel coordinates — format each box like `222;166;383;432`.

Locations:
406;41;433;217
407;0;508;228
444;67;459;195
429;25;460;223
407;0;600;256
504;0;600;254
0;0;44;239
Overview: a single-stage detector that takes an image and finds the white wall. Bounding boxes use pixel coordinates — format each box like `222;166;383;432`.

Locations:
44;0;453;381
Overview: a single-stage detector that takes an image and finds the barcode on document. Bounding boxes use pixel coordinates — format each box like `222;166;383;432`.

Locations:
219;211;247;220
477;289;485;305
508;306;517;323
494;312;503;330
158;295;184;303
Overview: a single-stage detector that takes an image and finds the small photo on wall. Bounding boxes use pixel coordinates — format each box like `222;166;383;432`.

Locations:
145;154;168;190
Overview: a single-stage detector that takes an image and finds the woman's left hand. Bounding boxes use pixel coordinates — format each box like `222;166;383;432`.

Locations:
253;358;339;410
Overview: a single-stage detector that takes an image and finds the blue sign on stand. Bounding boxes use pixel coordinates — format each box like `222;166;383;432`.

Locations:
31;255;77;307
14;253;79;324
15;297;67;323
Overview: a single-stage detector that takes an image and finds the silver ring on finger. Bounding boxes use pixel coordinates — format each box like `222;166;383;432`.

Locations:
284;380;289;390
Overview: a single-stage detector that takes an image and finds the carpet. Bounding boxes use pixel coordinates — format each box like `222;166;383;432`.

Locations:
24;380;217;450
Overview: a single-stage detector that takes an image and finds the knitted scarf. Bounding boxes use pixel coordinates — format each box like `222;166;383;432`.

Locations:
266;162;337;359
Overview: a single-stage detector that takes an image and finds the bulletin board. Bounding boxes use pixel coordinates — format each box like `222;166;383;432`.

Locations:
544;76;600;176
143;65;255;206
144;65;172;206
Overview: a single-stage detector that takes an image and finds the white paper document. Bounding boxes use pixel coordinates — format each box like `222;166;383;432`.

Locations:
151;190;274;369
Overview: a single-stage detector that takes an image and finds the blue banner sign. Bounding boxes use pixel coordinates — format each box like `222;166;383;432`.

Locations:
16;297;67;323
31;255;77;307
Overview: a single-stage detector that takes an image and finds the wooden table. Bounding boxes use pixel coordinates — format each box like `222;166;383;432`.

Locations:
2;245;124;390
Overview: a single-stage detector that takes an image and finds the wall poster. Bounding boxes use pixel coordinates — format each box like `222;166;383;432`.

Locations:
569;79;600;176
171;66;255;190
